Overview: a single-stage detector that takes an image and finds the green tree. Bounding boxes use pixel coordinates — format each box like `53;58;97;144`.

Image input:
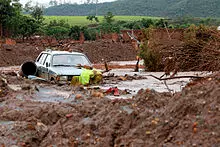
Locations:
99;12;120;34
99;22;120;34
31;5;44;24
24;0;32;12
23;2;45;36
15;15;39;40
0;0;22;38
49;0;57;6
86;15;99;23
104;12;114;24
24;1;44;24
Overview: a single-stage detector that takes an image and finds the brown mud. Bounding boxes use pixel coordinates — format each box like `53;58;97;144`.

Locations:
0;71;219;146
0;40;137;67
1;28;219;72
0;29;219;146
145;28;220;72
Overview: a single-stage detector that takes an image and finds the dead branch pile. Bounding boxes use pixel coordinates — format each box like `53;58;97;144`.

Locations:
177;26;220;71
147;27;220;72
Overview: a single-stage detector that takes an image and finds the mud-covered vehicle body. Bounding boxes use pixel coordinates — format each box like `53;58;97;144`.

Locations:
35;50;92;82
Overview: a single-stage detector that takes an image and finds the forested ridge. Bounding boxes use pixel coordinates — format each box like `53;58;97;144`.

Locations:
45;0;220;17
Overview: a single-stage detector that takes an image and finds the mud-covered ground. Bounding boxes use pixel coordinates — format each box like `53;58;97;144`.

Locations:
0;40;137;67
0;30;219;146
0;71;219;146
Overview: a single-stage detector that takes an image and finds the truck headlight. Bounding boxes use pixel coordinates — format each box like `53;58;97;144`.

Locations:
59;76;68;81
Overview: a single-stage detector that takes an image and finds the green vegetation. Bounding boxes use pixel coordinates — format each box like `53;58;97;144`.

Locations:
44;19;70;39
43;16;160;26
44;0;220;17
140;28;162;71
43;12;123;40
2;0;220;43
86;15;99;23
0;0;22;38
0;0;44;39
2;0;219;72
44;16;92;26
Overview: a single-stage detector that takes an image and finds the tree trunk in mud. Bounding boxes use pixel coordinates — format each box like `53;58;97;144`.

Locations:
104;61;109;72
134;58;140;72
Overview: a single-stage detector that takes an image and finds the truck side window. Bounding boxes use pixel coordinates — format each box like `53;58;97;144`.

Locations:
36;53;43;62
44;55;51;66
39;54;47;65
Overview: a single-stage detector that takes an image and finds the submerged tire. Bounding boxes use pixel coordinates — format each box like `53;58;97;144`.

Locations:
20;61;37;77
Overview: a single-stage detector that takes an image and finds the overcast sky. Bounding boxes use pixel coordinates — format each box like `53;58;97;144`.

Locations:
19;0;116;6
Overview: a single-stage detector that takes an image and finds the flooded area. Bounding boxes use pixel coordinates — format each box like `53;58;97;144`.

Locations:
0;65;212;102
102;69;211;92
24;70;212;102
34;87;73;103
0;64;219;147
0;22;219;146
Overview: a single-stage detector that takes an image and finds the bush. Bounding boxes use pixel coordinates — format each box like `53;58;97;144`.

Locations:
68;25;97;41
43;19;70;39
99;22;120;34
140;43;162;71
141;18;155;28
10;15;40;39
139;28;162;71
184;24;215;45
122;21;142;29
83;28;97;41
155;19;168;28
48;19;70;28
69;25;81;40
46;26;69;39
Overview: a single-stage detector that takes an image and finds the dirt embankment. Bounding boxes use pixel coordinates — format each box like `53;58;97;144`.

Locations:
0;71;219;146
1;28;219;72
0;44;44;67
72;40;137;63
0;40;137;67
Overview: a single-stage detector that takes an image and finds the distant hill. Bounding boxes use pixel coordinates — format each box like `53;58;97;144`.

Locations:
44;0;220;17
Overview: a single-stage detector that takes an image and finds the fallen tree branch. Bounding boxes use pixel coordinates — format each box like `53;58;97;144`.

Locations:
164;80;173;93
147;74;203;81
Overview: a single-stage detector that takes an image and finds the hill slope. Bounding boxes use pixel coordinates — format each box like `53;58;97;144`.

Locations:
44;0;220;17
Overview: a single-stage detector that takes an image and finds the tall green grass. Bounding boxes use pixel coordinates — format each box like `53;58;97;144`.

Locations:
43;15;161;26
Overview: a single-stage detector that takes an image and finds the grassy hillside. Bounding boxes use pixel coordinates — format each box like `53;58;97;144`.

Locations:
44;0;220;17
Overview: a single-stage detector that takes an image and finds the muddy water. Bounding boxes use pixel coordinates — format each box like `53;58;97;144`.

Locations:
31;70;210;102
0;65;211;101
34;87;73;103
0;66;19;73
102;69;211;94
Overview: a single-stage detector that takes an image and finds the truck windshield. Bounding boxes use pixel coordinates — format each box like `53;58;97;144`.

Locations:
52;54;91;66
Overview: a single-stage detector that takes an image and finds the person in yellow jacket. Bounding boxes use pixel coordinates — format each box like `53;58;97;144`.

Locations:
71;65;102;86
